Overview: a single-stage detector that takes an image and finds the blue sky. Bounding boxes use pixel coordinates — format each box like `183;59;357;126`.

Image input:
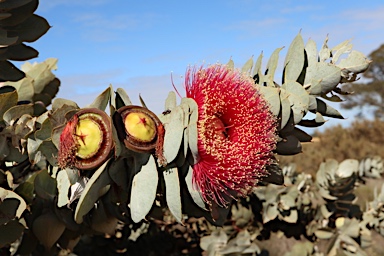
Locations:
29;0;384;129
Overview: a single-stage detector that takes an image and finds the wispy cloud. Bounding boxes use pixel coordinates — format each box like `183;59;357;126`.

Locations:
280;5;323;14
70;12;164;42
301;6;384;54
56;70;176;113
225;18;287;31
73;13;147;30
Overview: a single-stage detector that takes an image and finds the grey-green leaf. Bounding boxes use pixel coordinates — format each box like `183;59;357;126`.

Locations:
164;91;177;111
56;170;72;207
0;187;27;218
226;58;234;70
3;103;33;125
160;106;184;164
87;86;111;111
304;62;341;95
284;33;305;82
185;165;206;210
116;87;132;107
265;47;283;87
279;88;291;129
164;168;182;223
241;56;253;75
338;50;370;74
74;159;111;224
32;212;66;249
130;155;158;223
0;90;18;122
305;39;317;67
252;52;263;83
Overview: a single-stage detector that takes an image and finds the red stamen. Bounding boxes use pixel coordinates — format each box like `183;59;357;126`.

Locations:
185;65;277;207
155;123;166;166
58;114;80;168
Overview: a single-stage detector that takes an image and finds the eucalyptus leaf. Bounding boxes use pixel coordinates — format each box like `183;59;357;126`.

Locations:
139;94;148;108
279;88;291;129
315;98;344;119
185;165;206;210
284;33;305;82
0;220;24;248
87;86;111;111
51;124;64;149
305;39;318;67
34;169;57;200
0;29;18;45
3;104;33;125
27;138;43;163
226;58;234;70
304;62;341;95
74;159;112;224
241;56;253;75
115;87;132;108
331;39;353;64
179;101;190;157
319;36;330;62
298;112;325;127
22;58;57;94
56;170;72;207
34;117;52;141
0;90;18;122
200;228;228;251
130;155;158;223
321;93;343;102
52;98;79;112
0;199;19;225
265;47;283;87
161;105;184;164
32;212;66;249
109;84;115;112
338;50;370;74
263;203;278;223
111;122;122;157
90;200;119;235
280;209;298;223
184;98;199;164
308;95;317;111
336;159;358;178
164;168;182;223
164;91;177;111
10;14;50;44
6;76;34;102
0;187;27;218
283;81;309;124
258;86;280;116
291;128;312;142
1;43;39;61
276;135;302;155
0;60;25;82
39;140;58;166
252;52;263;83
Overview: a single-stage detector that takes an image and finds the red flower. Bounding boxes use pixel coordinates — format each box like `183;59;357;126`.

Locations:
185;65;277;207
